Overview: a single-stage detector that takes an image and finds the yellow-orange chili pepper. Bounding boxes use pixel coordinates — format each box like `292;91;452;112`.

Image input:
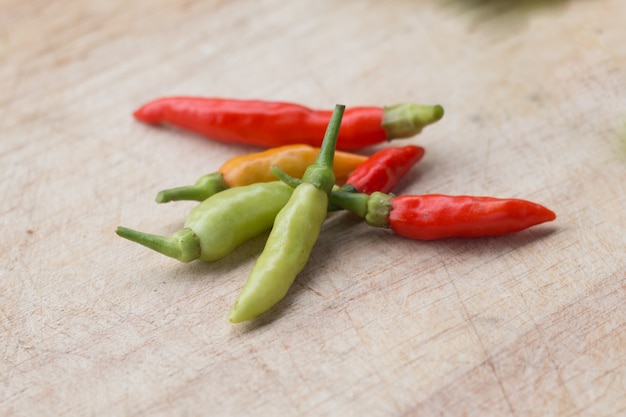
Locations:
155;144;367;203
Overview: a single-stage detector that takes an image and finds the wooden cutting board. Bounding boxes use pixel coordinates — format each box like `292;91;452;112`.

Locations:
2;0;625;416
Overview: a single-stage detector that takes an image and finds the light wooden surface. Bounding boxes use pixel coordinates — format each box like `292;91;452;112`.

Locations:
2;1;625;416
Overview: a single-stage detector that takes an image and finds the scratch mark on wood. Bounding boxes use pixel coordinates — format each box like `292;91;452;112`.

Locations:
443;261;518;417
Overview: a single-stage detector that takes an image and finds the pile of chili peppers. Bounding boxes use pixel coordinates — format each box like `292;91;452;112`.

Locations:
118;97;556;323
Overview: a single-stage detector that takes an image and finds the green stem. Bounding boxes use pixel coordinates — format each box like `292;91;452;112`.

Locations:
270;165;302;188
364;192;393;228
155;173;228;203
328;190;369;218
315;105;345;170
382;103;444;139
115;226;200;262
329;191;393;228
302;104;345;192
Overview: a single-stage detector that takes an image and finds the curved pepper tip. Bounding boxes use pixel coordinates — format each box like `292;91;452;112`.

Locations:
132;100;163;124
539;205;557;223
227;306;243;323
227;300;256;323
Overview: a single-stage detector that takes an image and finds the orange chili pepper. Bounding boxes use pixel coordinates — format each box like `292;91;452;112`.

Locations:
155;144;367;203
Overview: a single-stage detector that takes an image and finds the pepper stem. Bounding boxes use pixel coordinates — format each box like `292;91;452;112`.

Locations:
328;190;370;218
364;192;393;228
329;191;393;228
115;226;201;262
155;173;228;203
270;165;302;188
302;104;345;192
382;103;444;139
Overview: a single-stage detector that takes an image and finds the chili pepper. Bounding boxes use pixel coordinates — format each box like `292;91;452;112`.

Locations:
341;145;425;194
116;181;293;262
330;191;556;240
133;96;444;151
155;144;368;203
228;104;345;323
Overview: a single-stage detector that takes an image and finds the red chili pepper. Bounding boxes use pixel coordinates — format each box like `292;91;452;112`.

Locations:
341;145;425;194
330;191;556;239
133;97;444;151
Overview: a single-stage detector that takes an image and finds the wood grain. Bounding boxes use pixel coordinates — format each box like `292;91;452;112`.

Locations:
1;0;625;416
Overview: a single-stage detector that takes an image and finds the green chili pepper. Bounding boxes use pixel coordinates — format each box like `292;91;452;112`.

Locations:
116;181;293;263
228;104;345;323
